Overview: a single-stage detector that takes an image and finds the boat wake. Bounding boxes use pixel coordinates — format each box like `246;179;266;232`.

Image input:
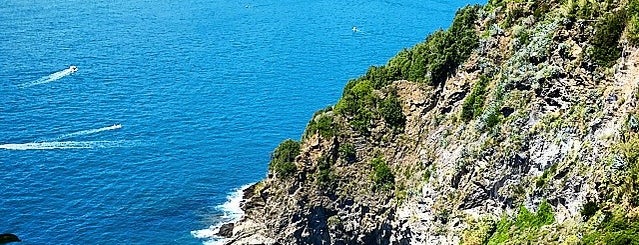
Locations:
191;183;254;245
49;124;122;141
1;124;133;150
0;140;134;150
352;26;366;33
19;67;76;88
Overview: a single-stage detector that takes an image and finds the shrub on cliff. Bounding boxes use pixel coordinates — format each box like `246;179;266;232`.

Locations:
582;209;639;245
305;107;337;139
628;15;639;45
316;155;335;188
334;5;480;134
461;75;490;122
413;5;480;85
627;0;639;45
614;130;639;205
335;79;378;134
379;89;406;132
564;0;599;20
448;5;481;65
487;201;555;244
338;143;356;163
581;201;599;221
351;5;480;87
269;139;300;178
370;157;395;191
364;65;399;90
589;10;626;67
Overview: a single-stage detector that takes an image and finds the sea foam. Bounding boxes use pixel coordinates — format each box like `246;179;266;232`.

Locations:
192;183;254;244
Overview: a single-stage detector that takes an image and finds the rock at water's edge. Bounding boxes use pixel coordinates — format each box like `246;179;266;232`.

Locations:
0;233;21;244
217;223;235;238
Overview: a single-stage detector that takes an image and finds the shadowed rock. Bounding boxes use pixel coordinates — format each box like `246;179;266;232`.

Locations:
0;234;20;244
217;223;234;238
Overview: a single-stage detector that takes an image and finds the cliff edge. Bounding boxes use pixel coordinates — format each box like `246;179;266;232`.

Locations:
226;0;639;244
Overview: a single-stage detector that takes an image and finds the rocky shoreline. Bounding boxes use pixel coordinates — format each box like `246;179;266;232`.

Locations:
215;183;276;244
217;1;639;244
215;184;256;239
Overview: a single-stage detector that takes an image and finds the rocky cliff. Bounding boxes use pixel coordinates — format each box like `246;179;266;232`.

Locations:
225;0;639;244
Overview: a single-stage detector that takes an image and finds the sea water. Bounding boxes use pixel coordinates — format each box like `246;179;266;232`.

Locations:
0;0;483;243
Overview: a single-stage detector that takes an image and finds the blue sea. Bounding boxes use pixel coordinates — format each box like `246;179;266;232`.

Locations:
0;0;483;244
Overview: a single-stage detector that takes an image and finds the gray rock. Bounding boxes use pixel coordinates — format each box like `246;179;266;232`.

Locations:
217;223;234;238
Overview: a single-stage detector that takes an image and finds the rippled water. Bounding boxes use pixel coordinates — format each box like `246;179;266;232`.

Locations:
0;0;483;243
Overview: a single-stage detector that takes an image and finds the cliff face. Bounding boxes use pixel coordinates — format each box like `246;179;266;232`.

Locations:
227;0;639;244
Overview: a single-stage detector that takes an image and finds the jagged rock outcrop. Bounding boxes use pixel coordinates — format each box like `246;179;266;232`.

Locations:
226;1;639;244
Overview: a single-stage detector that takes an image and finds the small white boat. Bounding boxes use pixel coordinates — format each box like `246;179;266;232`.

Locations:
69;66;78;73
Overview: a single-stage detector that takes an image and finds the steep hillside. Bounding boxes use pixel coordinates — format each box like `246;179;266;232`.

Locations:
224;0;639;244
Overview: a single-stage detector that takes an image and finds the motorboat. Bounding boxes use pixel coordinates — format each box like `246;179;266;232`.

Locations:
69;66;78;73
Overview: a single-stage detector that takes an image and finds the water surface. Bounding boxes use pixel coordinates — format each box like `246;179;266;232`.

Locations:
0;0;483;243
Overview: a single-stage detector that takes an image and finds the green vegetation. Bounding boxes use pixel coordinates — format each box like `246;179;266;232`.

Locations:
483;106;501;130
487;0;527;26
335;5;480;133
614;128;639;206
628;0;639;45
487;216;510;245
433;5;480;85
629;14;639;45
575;118;639;244
360;4;479;86
269;139;300;178
581;201;600;221
485;0;508;10
338;143;356;163
589;10;627;67
260;2;639;243
334;80;407;134
461;76;490;122
481;81;508;132
563;0;627;20
531;1;553;20
437;208;451;224
462;218;496;245
305;107;337;138
487;201;555;244
316;155;335;188
394;183;408;203
486;0;553;25
582;209;639;245
423;168;432;182
564;0;602;20
379;89;406;132
535;163;558;188
563;0;639;50
547;0;639;66
335;79;377;134
370;157;395;191
514;26;531;47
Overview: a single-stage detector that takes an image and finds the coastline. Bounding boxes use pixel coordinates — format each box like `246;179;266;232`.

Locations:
191;183;256;245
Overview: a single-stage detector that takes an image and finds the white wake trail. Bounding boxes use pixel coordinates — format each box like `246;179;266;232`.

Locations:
0;140;133;150
19;68;74;88
51;124;122;141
